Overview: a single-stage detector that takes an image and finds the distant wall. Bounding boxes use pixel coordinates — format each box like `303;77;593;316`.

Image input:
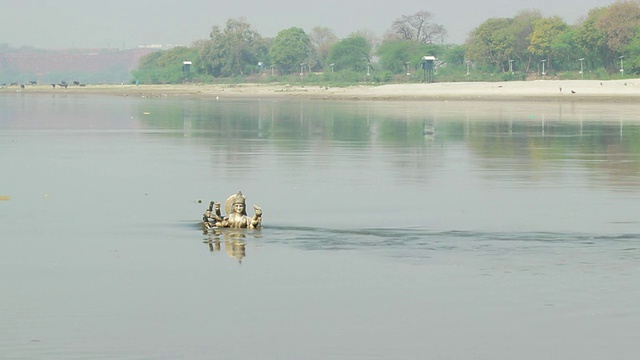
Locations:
0;48;158;84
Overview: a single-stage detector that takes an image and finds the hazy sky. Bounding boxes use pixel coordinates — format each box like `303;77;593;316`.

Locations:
0;0;619;49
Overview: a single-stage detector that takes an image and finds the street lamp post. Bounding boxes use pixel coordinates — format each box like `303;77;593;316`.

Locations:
578;58;584;79
619;56;624;77
541;59;547;78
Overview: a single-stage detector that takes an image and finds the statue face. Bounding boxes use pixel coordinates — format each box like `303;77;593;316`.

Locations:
233;203;245;213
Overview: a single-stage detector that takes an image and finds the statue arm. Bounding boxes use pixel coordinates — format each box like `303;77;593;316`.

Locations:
250;205;262;228
204;201;230;228
209;201;226;222
203;201;215;222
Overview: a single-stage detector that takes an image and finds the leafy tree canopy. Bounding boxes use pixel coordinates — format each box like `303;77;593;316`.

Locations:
571;8;611;70
199;18;267;77
466;17;514;70
377;40;443;73
134;46;200;83
327;36;372;72
269;27;312;73
529;16;569;57
596;0;640;53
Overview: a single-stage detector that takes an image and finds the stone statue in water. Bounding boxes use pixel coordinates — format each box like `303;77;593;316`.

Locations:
202;191;262;229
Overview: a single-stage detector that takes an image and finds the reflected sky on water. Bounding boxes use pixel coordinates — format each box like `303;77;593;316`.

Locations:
1;94;639;360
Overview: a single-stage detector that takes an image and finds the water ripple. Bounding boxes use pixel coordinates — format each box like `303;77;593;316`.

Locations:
256;225;640;255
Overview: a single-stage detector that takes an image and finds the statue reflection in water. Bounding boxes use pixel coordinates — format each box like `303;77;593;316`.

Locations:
203;229;251;263
201;191;263;263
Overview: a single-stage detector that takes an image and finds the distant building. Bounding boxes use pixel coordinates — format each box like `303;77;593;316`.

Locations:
138;44;164;49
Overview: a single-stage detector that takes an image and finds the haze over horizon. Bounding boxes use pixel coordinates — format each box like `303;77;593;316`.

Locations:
1;0;619;49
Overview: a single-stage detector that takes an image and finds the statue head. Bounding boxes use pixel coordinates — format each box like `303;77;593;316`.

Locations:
227;191;247;215
232;191;246;205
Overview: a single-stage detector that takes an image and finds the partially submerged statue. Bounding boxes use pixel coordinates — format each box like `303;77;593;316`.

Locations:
203;191;262;229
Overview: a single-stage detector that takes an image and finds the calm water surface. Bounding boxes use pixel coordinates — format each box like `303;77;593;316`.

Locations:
1;93;640;359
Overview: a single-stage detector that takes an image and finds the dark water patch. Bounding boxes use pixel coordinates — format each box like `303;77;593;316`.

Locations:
194;223;640;261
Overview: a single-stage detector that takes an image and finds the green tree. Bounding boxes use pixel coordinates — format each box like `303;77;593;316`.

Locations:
509;10;542;73
377;40;445;73
550;27;583;72
465;18;514;72
269;27;312;74
133;46;200;83
596;1;640;54
574;7;610;70
326;35;372;72
596;1;640;72
625;30;640;73
377;40;420;73
199;18;267;77
528;16;568;72
441;44;466;67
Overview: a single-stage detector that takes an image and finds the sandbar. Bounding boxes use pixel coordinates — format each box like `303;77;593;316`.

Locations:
3;79;640;102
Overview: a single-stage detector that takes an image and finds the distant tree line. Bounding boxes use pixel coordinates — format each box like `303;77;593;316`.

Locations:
133;1;640;84
133;11;453;84
466;1;640;78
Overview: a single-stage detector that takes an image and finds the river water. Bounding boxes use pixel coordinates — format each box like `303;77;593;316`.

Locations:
1;93;639;360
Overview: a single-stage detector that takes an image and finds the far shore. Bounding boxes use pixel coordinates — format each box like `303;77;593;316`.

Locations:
3;79;640;102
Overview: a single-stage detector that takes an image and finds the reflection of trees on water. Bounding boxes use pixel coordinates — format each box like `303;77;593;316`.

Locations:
137;100;640;189
202;228;262;263
2;95;140;130
465;120;640;187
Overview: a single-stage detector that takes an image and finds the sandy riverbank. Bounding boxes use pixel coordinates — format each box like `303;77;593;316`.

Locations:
3;79;640;102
